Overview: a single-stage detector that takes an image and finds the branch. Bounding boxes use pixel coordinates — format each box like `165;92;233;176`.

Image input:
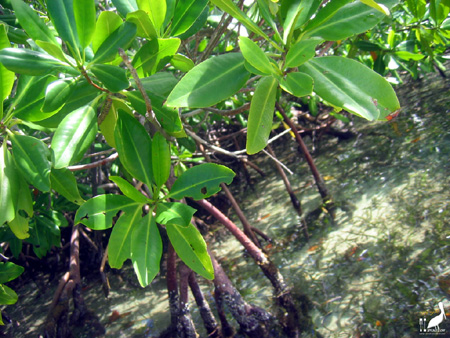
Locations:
68;152;118;171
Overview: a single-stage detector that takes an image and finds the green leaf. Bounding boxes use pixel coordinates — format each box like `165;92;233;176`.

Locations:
246;76;278;155
136;0;166;33
42;78;77;113
256;0;283;43
92;21;137;64
210;0;280;51
90;64;130;93
0;144;19;226
108;205;142;268
152;132;171;188
239;36;274;76
75;194;142;229
0;24;14;119
0;48;75;76
46;0;81;61
0;262;24;284
177;6;209;40
51;103;98;168
10;0;59;45
166;53;250;108
394;51;425;61
280;0;304;45
109;176;149;203
92;11;123;53
359;0;390;15
293;0;322;29
114;110;153;187
156;202;196;227
74;0;96;48
0;284;18;305
168;163;235;200
8;175;32;239
279;72;313;97
170;54;194;72
111;0;138;17
166;223;213;280
131;213;162;287
12;75;57;121
285;37;322;68
126;9;157;40
299;56;400;120
50;168;85;205
135;72;178;97
304;0;396;41
10;134;51;192
302;0;353;35
132;38;181;77
171;0;208;37
35;40;67;62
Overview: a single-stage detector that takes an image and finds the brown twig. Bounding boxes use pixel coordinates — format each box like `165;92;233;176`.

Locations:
68;152;118;171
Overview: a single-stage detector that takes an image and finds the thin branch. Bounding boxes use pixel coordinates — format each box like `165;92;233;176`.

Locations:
80;67;109;93
185;129;245;159
262;149;293;175
68;152;118;171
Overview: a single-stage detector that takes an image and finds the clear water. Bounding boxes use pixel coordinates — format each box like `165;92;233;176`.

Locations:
2;73;449;337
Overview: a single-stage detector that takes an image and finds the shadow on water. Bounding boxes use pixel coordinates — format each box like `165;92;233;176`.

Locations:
1;71;449;337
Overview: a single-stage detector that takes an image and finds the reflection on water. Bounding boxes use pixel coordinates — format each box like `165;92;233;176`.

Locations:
3;74;449;337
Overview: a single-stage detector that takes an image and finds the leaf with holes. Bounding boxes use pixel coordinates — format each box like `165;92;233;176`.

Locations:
167;163;235;200
166;223;214;280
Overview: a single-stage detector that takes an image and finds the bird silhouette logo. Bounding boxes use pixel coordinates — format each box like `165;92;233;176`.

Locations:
420;302;447;334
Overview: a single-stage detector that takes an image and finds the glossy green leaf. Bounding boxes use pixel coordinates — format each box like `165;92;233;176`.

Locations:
152;132;171;188
42;78;77;113
12;75;57;121
114;110;153;187
293;0;322;29
50;168;85;205
131;213;162;287
256;0;282;42
359;0;390;15
108;205;142;268
246;76;278;155
0;48;75;76
136;73;178;97
92;21;137;64
8;175;32;239
46;0;81;61
92;11;123;53
177;6;208;40
299;56;400;120
35;40;67;62
166;223;213;280
51;103;98;168
74;0;96;48
0;262;24;284
166;53;250;108
109;176;149;203
302;0;353;35
0;284;18;305
156;202;196;228
171;0;208;37
137;0;166;32
394;51;425;61
10;134;51;192
280;0;303;44
304;0;396;41
0;144;18;226
132;38;180;77
168;163;235;200
90;64;130;93
10;0;59;45
0;24;14;119
111;0;138;17
239;36;274;75
170;54;194;72
126;9;157;40
279;72;313;97
285;38;322;68
75;194;141;229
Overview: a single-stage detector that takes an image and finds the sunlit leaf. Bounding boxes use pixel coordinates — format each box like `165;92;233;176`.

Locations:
171;0;208;37
7;175;32;239
111;0;138;17
136;0;166;32
126;9;157;40
10;134;51;192
0;284;18;305
239;36;275;76
42;78;77;113
0;262;24;284
166;223;214;280
74;0;96;48
0;24;14;120
109;176;149;203
279;72;313;97
92;11;123;53
0;144;19;226
50;168;85;205
51;103;97;168
168;163;235;200
156;202;196;228
131;214;162;287
166;53;250;108
90;64;130;92
152;132;171;188
285;37;322;68
246;76;278;155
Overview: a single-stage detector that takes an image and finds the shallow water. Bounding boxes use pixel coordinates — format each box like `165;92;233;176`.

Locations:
2;72;449;337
